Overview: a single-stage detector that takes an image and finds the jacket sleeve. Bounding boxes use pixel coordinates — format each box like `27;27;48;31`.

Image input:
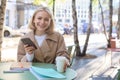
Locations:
17;39;27;62
56;34;70;61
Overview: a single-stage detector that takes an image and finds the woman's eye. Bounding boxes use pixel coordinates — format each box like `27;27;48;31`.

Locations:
38;17;42;20
44;18;49;21
37;17;50;22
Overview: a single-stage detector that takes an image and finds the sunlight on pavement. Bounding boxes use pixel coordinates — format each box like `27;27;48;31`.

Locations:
1;37;20;62
1;48;17;62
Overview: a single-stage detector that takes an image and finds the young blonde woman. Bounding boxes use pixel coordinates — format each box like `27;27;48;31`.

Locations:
17;5;70;68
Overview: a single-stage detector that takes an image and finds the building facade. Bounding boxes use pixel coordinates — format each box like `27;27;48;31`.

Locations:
5;0;17;29
55;0;99;28
5;0;119;30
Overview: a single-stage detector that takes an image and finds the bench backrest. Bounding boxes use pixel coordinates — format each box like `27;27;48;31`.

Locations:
67;44;76;66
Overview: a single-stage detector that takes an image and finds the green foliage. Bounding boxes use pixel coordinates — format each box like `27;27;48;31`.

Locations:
117;69;120;80
33;0;53;7
57;0;66;3
92;0;98;6
33;0;41;5
91;0;99;12
46;0;53;8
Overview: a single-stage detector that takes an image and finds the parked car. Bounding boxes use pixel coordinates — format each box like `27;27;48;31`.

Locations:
3;26;12;37
3;26;22;37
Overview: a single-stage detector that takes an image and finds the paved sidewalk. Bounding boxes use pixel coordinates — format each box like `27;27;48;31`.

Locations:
71;44;120;80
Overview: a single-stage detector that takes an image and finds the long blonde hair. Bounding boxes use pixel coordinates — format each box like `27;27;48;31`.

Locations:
28;5;54;34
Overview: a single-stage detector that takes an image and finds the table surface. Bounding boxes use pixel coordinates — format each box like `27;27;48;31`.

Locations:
0;62;77;80
107;48;120;52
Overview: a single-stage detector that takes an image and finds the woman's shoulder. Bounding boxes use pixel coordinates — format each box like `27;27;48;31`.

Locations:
46;31;64;41
53;31;63;35
52;31;63;37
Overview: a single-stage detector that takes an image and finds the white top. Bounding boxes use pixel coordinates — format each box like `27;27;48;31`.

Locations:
35;35;46;46
26;34;46;62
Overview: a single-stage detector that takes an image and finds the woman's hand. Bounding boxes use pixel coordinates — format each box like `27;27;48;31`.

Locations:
56;56;70;72
63;58;70;71
24;44;36;54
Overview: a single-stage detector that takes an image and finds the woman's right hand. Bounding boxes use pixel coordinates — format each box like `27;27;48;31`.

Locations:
24;44;36;54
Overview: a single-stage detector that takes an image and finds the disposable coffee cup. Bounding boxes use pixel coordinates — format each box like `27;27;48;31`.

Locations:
56;56;66;72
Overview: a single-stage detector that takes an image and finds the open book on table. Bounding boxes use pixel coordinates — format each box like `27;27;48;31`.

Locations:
10;62;32;71
30;66;66;79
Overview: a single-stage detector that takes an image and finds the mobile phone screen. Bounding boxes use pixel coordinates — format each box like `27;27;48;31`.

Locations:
21;38;37;49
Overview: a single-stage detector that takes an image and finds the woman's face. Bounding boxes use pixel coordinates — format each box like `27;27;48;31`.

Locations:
33;10;51;32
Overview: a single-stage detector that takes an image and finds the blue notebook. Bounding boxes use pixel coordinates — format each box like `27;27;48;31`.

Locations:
30;66;66;79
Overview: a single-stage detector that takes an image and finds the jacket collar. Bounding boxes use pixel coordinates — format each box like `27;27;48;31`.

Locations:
45;33;58;42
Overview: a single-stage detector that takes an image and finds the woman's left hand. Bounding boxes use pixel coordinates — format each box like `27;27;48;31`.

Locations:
63;58;70;72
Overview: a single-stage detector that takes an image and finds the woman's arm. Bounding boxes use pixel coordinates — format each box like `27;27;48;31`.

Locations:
17;40;27;62
56;34;70;63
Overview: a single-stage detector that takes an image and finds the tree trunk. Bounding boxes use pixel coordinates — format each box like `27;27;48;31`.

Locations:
117;0;120;39
108;0;113;48
82;0;92;56
72;0;81;56
98;0;109;43
52;0;55;16
0;0;7;61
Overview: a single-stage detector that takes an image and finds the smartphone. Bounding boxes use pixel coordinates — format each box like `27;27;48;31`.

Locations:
21;38;37;49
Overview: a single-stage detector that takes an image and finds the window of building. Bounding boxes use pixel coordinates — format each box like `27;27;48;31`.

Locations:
68;14;70;17
62;14;64;17
65;19;70;22
58;19;62;22
81;20;86;23
68;10;70;13
84;15;86;18
81;11;83;13
5;10;9;26
81;15;83;18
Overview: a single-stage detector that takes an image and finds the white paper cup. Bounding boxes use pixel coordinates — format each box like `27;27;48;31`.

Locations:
56;56;66;72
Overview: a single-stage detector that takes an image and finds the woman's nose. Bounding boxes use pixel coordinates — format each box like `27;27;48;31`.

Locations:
41;19;45;24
